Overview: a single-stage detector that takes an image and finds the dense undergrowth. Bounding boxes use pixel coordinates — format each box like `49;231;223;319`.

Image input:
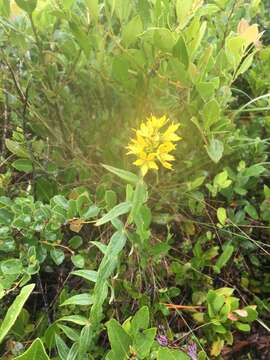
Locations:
1;0;270;359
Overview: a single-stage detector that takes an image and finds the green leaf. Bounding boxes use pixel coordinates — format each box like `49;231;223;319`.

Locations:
225;36;246;70
67;343;79;360
36;177;58;202
207;291;225;316
66;343;79;360
244;164;265;177
5;139;29;158
57;324;80;342
1;258;23;275
14;338;50;360
134;328;156;358
214;244;234;274
95;201;132;226
244;204;258;220
129;180;147;223
58;315;89;326
71;269;98;283
154;28;176;52
0;284;35;344
15;0;37;14
50;248;65;266
106;319;132;359
217;207;227;226
71;254;85;268
105;190;117;210
173;36;189;68
243;306;258;322
0;0;10;17
131;306;149;335
12;159;33;173
236;51;255;76
53;195;69;209
89;231;127;337
91;241;107;254
205;138;224;163
175;0;192;29
85;0;99;21
0;208;13;225
158;348;190;359
55;334;69;360
62;0;75;10
187;176;206;191
102;164;139;185
61;293;93;306
196;81;216;101
202;99;220;130
69;22;91;57
78;324;92;358
214;171;231;189
68;235;83;250
112;55;130;86
235;322;251;332
122;15;143;47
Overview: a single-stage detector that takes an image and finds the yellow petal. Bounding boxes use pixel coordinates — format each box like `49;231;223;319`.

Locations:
146;153;156;161
160;160;173;169
148;161;158;170
158;142;176;154
159;153;175;161
133;159;144;166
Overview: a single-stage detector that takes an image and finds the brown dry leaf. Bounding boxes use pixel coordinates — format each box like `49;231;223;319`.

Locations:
69;218;84;233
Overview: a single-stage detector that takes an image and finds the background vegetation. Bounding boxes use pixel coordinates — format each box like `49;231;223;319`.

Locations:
0;0;270;359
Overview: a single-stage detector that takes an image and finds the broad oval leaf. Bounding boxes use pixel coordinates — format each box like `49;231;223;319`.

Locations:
122;15;143;47
205;138;224;163
158;347;190;359
12;159;33;173
14;338;50;360
15;0;37;14
106;319;132;359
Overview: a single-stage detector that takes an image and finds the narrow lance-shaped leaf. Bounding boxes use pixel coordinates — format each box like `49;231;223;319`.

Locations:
89;230;127;345
60;293;94;307
102;164;139;185
95;201;131;226
129;180;147;223
0;283;35;344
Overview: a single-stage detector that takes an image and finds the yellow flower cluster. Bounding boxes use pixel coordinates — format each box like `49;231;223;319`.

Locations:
127;115;181;177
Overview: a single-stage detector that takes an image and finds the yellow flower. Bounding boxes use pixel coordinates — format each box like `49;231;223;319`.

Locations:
133;152;158;177
127;115;181;176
